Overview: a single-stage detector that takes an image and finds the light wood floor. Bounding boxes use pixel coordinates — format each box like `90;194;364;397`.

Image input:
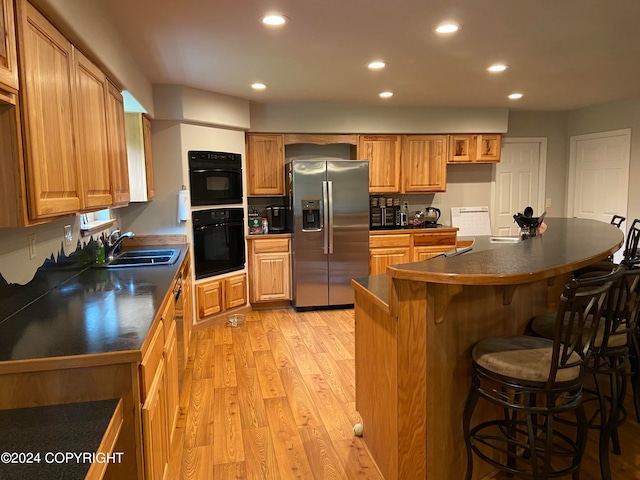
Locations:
167;308;640;479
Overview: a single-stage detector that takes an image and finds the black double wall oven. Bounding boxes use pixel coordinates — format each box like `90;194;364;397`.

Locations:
188;151;245;280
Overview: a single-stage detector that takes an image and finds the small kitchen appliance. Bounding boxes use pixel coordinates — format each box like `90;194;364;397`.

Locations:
266;206;287;232
424;207;441;226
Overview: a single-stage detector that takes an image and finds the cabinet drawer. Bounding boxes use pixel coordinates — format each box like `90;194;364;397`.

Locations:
252;238;290;254
370;234;411;248
140;319;165;402
412;232;457;247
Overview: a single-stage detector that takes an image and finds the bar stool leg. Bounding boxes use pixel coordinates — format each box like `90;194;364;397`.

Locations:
573;403;588;480
594;372;613;480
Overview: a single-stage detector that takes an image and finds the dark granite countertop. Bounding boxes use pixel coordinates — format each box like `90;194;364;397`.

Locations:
0;399;120;480
0;245;187;362
388;218;623;285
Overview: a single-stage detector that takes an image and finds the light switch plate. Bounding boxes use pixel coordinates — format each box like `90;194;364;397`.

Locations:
545;198;552;208
64;225;73;246
28;234;36;259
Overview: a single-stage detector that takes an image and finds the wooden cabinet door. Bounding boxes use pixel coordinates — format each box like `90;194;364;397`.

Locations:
247;134;284;195
251;253;291;302
225;273;247;310
106;80;130;206
73;48;112;210
164;320;179;445
19;2;81;218
196;280;223;320
357;135;401;193
447;135;474;163
142;359;168;480
0;0;18;93
369;247;411;275
475;134;502;162
142;114;155;199
402;135;447;193
412;247;446;262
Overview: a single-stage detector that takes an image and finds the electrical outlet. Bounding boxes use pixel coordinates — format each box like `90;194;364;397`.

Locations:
28;234;36;259
545;198;552;208
64;225;73;246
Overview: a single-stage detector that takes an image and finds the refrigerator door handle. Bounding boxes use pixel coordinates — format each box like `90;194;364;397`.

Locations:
322;181;330;254
327;180;334;254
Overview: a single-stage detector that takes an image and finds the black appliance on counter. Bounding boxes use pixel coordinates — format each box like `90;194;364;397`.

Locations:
188;151;243;206
266;206;287;232
370;205;400;229
192;208;245;279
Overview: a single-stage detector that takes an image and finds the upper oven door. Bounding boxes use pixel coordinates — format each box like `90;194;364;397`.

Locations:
189;157;243;206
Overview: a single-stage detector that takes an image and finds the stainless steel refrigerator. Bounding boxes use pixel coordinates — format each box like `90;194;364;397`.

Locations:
286;159;370;309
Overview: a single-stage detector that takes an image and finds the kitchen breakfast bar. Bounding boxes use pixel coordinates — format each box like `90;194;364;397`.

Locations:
352;218;624;480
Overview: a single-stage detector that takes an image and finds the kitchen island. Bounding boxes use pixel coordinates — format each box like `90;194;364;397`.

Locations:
352;217;623;480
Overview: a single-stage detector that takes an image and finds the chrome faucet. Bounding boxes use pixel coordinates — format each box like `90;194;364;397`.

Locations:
106;230;134;260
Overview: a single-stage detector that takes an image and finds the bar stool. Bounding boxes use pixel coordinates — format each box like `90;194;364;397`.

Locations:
463;267;622;480
610;215;625;229
530;264;640;480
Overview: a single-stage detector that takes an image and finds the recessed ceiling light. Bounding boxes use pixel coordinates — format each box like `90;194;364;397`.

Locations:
262;14;287;26
251;83;267;90
379;91;393;98
508;93;523;100
435;23;459;34
368;61;386;70
488;64;509;73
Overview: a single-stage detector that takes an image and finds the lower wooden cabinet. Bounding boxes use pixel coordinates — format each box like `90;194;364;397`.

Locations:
369;234;412;276
196;273;247;321
164;320;179;445
369;229;458;275
248;237;291;303
142;358;168;480
140;285;182;480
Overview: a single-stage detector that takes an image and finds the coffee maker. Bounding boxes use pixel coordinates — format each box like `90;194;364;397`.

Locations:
266;206;287;232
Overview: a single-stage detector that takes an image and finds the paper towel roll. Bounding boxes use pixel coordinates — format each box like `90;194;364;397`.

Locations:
178;189;190;222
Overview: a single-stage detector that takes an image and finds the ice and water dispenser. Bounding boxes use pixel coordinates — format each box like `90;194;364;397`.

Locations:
301;199;321;231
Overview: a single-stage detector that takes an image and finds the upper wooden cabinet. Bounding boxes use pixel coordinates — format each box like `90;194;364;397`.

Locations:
0;0;19;94
357;135;401;193
106;80;130;207
125;112;155;201
448;134;502;163
73;48;112;210
246;133;285;196
402;135;447;193
18;1;81;218
358;134;446;193
0;0;130;226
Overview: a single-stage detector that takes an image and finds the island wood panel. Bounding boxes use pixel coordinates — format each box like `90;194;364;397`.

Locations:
354;285;398;480
0;360;143;479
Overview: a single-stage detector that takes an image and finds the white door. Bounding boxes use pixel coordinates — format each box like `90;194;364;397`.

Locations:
491;138;547;236
567;129;630;261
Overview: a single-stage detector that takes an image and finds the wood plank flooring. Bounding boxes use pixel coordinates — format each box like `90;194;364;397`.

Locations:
168;308;640;479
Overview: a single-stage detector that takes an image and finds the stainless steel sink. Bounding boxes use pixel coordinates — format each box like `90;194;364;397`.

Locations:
95;249;180;268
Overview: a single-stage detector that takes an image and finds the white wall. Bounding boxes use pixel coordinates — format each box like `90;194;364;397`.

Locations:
250;102;509;134
505;111;569;216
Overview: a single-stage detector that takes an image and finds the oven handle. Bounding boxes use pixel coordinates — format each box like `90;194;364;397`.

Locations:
194;221;244;231
191;168;241;174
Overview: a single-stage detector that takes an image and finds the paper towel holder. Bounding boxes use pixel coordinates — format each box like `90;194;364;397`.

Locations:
178;185;190;223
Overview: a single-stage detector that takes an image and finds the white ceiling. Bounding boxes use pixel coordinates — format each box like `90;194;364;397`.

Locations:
100;0;640;111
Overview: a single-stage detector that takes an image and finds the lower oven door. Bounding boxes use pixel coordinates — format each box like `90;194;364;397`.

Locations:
193;219;246;279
